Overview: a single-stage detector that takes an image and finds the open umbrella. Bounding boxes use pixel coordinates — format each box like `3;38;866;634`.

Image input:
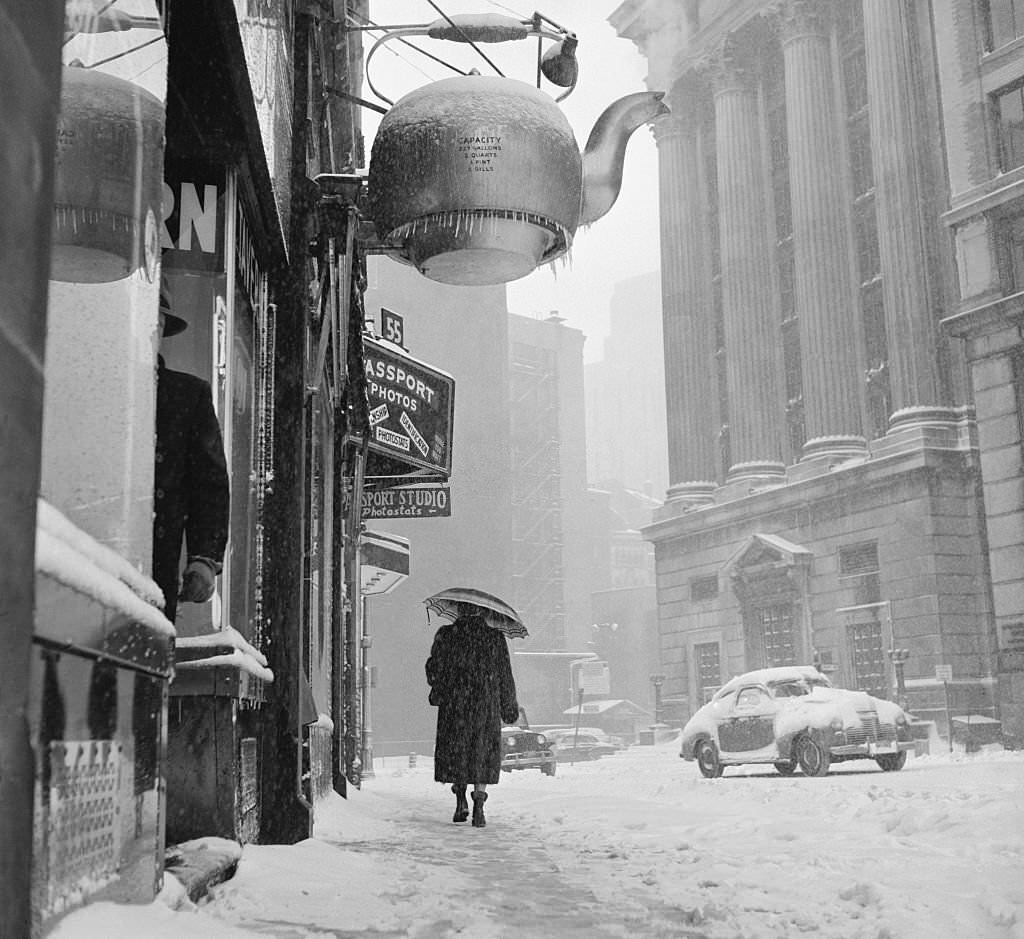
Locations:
424;587;529;639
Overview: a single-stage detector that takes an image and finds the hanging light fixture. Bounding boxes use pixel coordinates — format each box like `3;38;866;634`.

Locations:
51;4;165;284
358;11;667;286
51;66;163;284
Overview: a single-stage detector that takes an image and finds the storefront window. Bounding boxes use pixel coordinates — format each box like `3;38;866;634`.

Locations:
162;168;269;647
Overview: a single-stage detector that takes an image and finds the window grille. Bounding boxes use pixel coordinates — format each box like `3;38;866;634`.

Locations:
848;619;887;698
696;642;721;702
690;575;718;602
995;83;1024;173
986;0;1024;50
757;604;796;668
839;542;879;576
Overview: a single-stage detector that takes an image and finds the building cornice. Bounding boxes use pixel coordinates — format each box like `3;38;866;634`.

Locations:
642;442;977;546
942;289;1024;339
609;0;779;89
943;167;1024;227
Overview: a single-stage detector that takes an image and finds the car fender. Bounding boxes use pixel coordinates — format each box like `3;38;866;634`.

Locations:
681;731;712;761
779;723;836;755
775;729;800;761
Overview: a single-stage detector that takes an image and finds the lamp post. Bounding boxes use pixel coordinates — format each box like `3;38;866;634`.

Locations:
361;596;374;779
888;646;910;710
649;673;666;726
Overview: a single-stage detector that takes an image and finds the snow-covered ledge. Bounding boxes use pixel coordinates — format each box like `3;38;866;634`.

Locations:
173;625;273;700
34;498;174;672
36;498;166;610
176;626;274;683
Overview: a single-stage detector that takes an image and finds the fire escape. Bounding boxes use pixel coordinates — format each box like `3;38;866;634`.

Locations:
510;343;565;647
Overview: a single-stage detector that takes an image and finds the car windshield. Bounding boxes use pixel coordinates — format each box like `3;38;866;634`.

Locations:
772;682;809;697
771;677;830;697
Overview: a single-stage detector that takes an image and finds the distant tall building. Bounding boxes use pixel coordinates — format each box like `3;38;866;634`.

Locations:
585;271;669;499
508;313;593;653
612;0;1020;740
362;256;513;756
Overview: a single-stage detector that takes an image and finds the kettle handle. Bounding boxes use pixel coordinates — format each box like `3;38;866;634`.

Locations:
362;14;574;106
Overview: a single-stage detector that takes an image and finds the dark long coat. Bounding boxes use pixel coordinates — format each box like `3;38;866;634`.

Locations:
153;358;229;622
425;615;519;785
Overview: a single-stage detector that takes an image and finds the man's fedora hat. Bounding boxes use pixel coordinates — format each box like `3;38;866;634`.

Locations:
159;282;187;337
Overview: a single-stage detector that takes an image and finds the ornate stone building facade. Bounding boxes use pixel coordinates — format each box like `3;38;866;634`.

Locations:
613;0;1024;741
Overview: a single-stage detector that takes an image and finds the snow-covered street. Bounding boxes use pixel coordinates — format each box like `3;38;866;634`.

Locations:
53;743;1024;938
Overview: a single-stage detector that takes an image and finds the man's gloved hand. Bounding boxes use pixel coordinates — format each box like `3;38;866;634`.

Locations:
179;557;219;602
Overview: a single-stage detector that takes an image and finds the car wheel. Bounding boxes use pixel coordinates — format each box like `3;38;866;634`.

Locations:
542;761;556;777
695;738;724;778
795;735;831;777
774;761;797;776
875;751;907;772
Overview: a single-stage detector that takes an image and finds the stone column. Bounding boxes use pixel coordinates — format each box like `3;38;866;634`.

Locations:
711;36;787;482
781;0;867;461
863;0;954;428
656;86;718;505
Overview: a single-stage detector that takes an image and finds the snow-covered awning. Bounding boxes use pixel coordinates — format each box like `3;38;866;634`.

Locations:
562;699;652;717
360;529;410;596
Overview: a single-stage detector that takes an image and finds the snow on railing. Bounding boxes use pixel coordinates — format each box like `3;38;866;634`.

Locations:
37;498;165;607
35;500;174;637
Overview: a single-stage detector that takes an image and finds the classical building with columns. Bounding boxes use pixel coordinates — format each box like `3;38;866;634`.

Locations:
612;0;1024;742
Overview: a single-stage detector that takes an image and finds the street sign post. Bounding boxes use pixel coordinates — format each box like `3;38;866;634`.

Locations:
936;665;953;752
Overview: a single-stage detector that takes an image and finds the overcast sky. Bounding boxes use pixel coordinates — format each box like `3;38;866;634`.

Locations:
363;0;662;361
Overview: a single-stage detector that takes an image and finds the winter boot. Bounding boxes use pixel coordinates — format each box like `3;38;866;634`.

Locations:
452;785;469;823
471;790;488;828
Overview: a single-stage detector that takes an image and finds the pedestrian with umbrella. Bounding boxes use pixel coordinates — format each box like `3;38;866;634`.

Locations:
424;588;526;828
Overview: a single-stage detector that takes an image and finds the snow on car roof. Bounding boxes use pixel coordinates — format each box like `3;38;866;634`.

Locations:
716;665;829;699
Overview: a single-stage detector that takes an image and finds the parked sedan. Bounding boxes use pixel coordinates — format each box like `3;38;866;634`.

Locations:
501;726;556;776
680;665;915;778
548;729;622;763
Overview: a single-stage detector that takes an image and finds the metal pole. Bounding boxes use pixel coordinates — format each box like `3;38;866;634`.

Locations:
944;680;954;753
345;443;367;785
361;595;374;778
649;673;666;727
571;687;584;766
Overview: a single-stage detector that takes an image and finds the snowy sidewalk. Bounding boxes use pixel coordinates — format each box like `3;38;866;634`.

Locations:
320;775;705;938
193;763;705;939
50;745;1024;938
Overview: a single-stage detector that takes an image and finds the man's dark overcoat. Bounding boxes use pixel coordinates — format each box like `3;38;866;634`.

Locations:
153;358;229;622
426;614;519;785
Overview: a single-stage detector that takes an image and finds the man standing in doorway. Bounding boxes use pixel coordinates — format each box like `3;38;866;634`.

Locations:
153;284;230;622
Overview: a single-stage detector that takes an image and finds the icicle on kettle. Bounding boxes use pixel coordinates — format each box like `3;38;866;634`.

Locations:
363;11;670;286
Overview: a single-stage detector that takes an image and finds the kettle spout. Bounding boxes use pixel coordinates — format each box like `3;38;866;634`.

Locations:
579;91;670;226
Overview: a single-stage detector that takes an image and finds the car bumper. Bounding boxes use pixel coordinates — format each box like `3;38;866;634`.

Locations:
501;751;554;770
830;740;915;757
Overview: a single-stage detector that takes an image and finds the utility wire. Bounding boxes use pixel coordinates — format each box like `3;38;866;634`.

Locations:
485;0;528;18
344;10;466;79
84;32;164;68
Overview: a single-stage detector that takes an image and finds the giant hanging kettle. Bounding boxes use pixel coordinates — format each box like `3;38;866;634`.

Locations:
365;13;669;286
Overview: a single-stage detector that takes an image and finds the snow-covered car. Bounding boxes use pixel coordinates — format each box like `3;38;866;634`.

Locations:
547;728;623;763
501;726;556;776
679;665;915;778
